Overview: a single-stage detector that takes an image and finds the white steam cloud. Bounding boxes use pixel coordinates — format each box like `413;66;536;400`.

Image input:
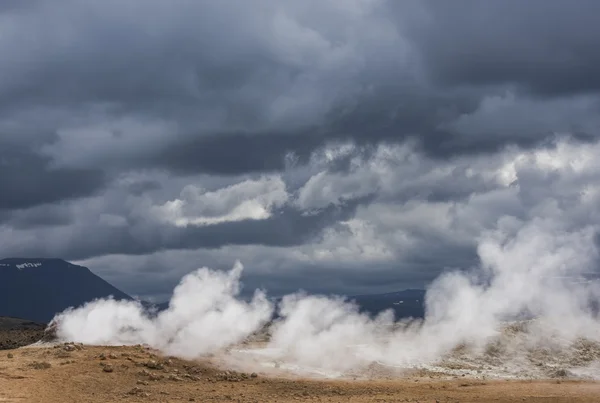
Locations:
53;261;273;358
51;219;600;378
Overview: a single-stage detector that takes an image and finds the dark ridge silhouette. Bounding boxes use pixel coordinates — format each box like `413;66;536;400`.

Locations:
0;258;133;323
0;316;46;331
350;289;426;319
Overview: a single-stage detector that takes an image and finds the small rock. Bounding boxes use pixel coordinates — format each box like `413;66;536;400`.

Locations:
102;364;114;373
128;387;143;395
98;353;107;360
63;345;76;352
108;353;118;359
143;360;164;370
250;372;258;378
148;373;164;381
127;387;150;397
7;353;14;359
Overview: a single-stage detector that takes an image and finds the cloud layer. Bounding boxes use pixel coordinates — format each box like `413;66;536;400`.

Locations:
1;0;600;299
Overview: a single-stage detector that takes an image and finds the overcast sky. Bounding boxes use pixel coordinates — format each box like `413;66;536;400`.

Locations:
2;0;600;301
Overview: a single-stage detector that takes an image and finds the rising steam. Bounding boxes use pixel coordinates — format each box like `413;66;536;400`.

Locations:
50;216;600;378
53;261;273;358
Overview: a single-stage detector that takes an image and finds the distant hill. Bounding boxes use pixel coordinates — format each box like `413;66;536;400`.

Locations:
0;258;133;323
350;289;426;319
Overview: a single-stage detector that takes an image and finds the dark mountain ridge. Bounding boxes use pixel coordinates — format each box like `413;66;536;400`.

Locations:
0;258;132;323
0;316;46;331
350;289;426;319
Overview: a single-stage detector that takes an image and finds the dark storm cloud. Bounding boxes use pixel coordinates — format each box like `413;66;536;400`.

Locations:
3;202;361;261
0;148;105;210
240;242;480;298
125;179;162;196
3;0;598;184
408;0;600;97
3;204;72;230
152;132;323;175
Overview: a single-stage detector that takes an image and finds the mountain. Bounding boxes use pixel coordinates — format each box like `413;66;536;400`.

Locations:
349;289;426;319
0;258;133;323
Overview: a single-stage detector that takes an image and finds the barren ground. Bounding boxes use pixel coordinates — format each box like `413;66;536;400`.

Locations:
1;343;600;403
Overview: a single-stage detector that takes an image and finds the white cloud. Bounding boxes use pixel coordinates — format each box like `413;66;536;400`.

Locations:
152;176;289;227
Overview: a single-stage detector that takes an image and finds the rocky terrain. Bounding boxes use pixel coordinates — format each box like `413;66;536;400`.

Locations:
1;343;600;402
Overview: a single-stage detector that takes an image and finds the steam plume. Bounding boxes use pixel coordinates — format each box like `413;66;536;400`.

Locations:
51;218;600;377
53;261;273;358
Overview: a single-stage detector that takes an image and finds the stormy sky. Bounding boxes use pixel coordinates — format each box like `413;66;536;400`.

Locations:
2;0;600;301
